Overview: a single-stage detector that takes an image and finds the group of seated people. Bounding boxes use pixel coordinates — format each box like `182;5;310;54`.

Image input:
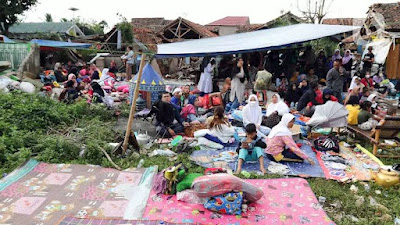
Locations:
346;92;396;131
150;84;318;175
38;61;123;106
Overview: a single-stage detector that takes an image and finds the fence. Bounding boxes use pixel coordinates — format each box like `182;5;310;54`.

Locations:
0;43;31;70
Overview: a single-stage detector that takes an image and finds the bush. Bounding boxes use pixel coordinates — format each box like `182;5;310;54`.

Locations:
0;92;116;173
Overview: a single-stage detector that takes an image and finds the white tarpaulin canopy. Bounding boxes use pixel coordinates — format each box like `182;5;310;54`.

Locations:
156;23;356;58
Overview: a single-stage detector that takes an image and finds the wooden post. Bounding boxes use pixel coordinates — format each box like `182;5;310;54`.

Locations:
122;54;146;154
146;91;152;109
373;129;381;156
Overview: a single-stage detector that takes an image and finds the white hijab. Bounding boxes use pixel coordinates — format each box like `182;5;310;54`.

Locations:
266;94;289;117
243;94;262;126
367;93;377;102
268;113;295;138
349;76;360;91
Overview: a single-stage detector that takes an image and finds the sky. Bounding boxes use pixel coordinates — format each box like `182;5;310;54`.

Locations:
22;0;398;32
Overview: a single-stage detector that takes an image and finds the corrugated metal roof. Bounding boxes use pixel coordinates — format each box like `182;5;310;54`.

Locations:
9;22;76;34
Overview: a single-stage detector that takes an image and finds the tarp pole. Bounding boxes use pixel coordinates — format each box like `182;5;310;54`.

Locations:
122;54;146;154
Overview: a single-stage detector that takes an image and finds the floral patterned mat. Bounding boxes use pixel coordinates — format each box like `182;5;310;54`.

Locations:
143;178;335;225
0;159;156;225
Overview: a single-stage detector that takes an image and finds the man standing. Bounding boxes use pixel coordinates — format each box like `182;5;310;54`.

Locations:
362;46;375;76
327;60;346;103
121;46;134;81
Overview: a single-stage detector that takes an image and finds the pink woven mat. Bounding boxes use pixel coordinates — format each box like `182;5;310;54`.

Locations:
143;178;335;225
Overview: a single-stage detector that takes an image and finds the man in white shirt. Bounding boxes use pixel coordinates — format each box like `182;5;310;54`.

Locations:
121;46;134;81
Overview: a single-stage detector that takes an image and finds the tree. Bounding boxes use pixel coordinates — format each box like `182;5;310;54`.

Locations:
0;0;38;35
45;13;53;22
297;0;334;24
116;13;133;44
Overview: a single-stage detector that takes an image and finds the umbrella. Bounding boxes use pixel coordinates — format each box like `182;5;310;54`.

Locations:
307;101;349;128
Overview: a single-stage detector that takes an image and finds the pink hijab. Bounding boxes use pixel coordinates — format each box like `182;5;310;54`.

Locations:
67;74;77;88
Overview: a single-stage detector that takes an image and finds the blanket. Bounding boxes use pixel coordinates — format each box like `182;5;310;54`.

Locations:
0;159;156;224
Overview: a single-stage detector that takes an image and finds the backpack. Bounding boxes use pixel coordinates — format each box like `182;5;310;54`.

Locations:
313;136;339;153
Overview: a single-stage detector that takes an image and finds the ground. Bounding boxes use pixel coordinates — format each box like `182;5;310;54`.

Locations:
0;91;399;225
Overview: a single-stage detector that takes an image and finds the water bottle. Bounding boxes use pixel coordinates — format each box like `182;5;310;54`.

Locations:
137;159;144;168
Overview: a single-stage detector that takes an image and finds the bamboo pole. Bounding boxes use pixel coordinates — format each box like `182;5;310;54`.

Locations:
122;54;146;154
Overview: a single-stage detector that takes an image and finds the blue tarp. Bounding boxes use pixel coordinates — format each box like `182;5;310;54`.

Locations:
156;23;357;58
30;39;92;48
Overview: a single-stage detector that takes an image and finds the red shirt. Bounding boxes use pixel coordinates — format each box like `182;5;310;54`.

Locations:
361;78;374;88
308;89;338;107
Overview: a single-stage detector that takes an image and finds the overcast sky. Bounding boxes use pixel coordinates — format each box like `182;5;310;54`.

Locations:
22;0;398;31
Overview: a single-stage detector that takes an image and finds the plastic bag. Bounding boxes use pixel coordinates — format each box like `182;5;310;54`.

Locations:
192;174;264;202
0;76;13;91
19;82;35;93
148;149;177;157
177;190;207;204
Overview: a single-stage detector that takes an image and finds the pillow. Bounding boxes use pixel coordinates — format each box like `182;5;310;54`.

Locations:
176;173;202;192
204;192;243;215
192;174;264;202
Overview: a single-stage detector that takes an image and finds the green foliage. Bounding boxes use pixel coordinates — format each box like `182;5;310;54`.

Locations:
0;0;38;34
0;92;115;174
59;17;107;35
45;13;53;22
116;14;133;45
309;37;339;56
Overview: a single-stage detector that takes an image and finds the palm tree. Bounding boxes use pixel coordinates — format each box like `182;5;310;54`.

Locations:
45;13;53;22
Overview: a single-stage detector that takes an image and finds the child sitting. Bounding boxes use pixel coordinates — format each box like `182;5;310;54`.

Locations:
345;95;361;125
235;123;267;175
358;101;383;130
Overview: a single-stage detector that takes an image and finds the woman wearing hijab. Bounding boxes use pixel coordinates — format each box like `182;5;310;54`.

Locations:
263;93;290;128
198;58;216;94
181;95;205;123
321;88;338;104
284;82;300;108
266;113;315;164
332;49;342;62
243;94;271;136
89;82;105;103
348;76;365;94
66;74;78;88
266;94;290;117
342;50;353;71
229;58;246;111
